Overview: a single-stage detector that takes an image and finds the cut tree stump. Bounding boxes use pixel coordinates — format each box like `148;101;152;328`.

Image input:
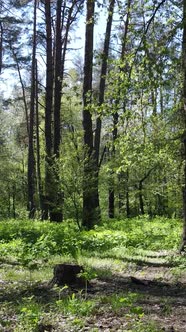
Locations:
48;263;86;288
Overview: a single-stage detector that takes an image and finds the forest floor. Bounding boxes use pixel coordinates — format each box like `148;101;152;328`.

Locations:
0;250;186;331
0;218;185;331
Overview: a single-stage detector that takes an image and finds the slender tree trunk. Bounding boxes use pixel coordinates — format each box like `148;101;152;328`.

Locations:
53;0;63;159
179;0;186;252
43;0;53;220
95;0;115;161
50;0;63;222
10;45;29;135
82;0;96;229
139;181;145;215
138;168;154;216
28;0;37;218
126;169;130;217
108;0;132;218
35;60;43;212
94;0;115;221
12;184;16;219
108;111;118;218
0;22;3;74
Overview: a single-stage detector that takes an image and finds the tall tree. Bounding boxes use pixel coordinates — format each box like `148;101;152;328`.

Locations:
27;0;37;218
94;0;115;220
82;0;96;229
180;0;186;252
43;0;84;221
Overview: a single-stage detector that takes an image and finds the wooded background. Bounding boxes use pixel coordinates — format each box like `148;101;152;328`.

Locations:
0;0;185;230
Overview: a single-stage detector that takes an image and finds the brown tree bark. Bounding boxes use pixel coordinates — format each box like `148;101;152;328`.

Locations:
108;0;132;219
94;0;115;221
43;0;53;220
49;0;63;222
180;0;186;253
82;0;96;229
28;0;37;218
35;59;43;212
82;0;115;228
0;22;2;74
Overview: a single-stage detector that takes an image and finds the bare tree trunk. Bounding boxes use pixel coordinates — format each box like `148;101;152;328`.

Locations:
108;0;132;219
138;168;154;216
28;0;37;218
82;0;96;229
94;0;115;221
108;111;118;218
180;0;186;253
49;0;64;222
9;45;29;135
126;169;130;217
43;0;53;220
0;22;3;74
139;181;145;215
35;60;43;213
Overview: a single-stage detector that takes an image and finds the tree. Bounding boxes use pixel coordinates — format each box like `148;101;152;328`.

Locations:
27;0;37;218
180;0;186;252
82;0;95;229
43;0;84;221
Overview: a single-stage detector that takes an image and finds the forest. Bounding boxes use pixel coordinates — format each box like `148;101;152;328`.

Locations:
0;0;186;331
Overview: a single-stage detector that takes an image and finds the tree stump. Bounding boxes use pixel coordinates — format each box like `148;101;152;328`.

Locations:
49;263;85;287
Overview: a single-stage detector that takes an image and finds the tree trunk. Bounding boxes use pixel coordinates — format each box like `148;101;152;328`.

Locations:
108;111;118;218
139;181;145;215
126;169;130;217
94;0;115;222
43;0;53;220
180;0;186;253
35;59;43;213
28;0;37;218
49;0;64;222
82;0;96;229
108;0;132;219
0;22;3;74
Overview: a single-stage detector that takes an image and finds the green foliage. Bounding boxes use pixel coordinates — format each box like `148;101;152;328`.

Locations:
100;292;142;315
0;216;184;331
56;292;96;316
18;296;42;331
0;217;182;269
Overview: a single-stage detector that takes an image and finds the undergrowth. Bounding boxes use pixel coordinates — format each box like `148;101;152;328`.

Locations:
0;216;184;331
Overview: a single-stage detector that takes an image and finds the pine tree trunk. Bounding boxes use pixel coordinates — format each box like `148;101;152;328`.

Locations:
35;60;43;213
82;0;96;229
43;0;53;220
50;0;63;222
28;0;37;218
180;0;186;253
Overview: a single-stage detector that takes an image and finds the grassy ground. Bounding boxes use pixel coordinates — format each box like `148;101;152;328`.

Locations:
0;216;185;331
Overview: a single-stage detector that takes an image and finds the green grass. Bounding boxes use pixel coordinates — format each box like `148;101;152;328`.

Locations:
0;216;184;331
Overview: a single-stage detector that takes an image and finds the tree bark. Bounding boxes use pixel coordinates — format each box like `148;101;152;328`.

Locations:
35;59;43;213
28;0;37;218
0;22;3;74
82;0;96;229
94;0;115;222
49;0;64;222
180;0;186;253
43;0;53;220
108;0;132;219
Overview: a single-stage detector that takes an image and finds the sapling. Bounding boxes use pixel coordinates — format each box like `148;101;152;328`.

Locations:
78;267;97;298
